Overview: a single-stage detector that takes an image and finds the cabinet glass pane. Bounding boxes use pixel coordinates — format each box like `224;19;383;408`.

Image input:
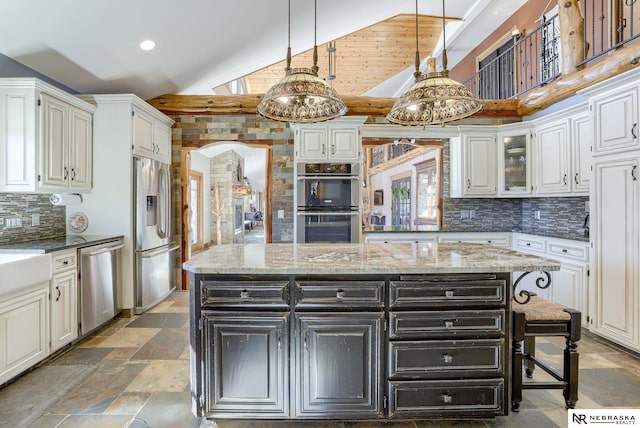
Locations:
503;135;527;191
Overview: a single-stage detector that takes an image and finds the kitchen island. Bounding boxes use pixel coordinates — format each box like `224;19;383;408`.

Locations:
184;242;560;421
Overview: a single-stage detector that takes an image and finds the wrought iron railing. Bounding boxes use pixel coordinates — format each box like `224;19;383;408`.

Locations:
464;0;640;100
464;14;561;99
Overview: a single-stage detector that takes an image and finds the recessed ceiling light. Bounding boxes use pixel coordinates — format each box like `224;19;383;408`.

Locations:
140;40;156;51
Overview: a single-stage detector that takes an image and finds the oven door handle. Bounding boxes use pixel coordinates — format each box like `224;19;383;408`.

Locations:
297;175;359;180
297;212;359;216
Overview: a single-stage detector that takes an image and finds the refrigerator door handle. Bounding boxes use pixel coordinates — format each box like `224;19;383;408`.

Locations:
157;167;168;239
141;244;180;259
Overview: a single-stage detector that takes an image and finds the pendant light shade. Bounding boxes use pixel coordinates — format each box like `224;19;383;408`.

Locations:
257;0;347;123
387;0;482;126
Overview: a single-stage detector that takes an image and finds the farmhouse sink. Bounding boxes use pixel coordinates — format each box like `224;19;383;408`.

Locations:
0;253;52;299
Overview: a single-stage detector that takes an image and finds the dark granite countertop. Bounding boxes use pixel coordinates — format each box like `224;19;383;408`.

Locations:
0;235;124;254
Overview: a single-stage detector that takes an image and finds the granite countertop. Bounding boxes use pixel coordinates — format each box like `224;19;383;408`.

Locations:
0;235;124;254
361;227;589;242
184;242;561;275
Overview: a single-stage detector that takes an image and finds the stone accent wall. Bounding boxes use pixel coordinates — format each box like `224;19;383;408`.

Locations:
170;115;294;243
0;193;66;245
209;150;244;245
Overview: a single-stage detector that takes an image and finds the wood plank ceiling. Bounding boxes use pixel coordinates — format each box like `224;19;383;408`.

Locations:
218;14;459;97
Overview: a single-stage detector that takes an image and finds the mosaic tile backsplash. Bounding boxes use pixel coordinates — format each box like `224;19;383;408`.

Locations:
0;193;66;245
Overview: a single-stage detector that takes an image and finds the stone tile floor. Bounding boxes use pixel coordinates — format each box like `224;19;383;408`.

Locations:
0;290;638;428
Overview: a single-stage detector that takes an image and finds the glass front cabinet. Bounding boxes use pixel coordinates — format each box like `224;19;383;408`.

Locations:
498;124;533;197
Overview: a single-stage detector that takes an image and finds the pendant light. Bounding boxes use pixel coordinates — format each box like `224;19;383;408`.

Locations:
387;0;483;126
257;0;347;123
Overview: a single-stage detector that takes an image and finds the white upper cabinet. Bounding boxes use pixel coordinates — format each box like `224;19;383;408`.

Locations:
293;117;365;162
0;78;95;193
133;106;172;164
591;82;639;155
450;126;497;197
497;123;533;197
40;94;93;191
533;103;590;196
535;119;571;194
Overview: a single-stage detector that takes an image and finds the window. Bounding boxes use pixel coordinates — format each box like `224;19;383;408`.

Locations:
189;172;203;251
415;160;438;224
478;38;516;99
391;176;411;226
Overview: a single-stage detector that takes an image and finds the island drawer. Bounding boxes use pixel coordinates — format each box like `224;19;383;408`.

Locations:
201;280;289;308
389;275;506;308
294;280;384;309
388;310;505;339
388;339;504;379
388;378;504;418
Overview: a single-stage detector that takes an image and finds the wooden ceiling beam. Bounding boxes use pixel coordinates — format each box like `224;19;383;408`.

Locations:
146;94;519;118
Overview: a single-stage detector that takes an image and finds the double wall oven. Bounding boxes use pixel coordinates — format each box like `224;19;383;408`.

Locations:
296;162;361;243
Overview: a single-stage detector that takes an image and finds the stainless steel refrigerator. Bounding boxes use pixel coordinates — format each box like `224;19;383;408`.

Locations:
134;157;179;314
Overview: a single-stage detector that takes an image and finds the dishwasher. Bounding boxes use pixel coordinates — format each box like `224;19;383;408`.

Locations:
78;239;125;337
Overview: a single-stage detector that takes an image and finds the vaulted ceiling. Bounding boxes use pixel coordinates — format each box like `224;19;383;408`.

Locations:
0;0;527;100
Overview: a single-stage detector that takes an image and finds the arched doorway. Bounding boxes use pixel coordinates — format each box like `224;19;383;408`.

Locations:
180;140;273;288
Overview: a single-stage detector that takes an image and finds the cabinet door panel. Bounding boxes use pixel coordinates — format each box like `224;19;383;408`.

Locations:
0;287;49;385
593;87;639;154
203;312;289;418
536;121;570;194
465;134;496;195
330;128;359;160
133;108;155;158
572;113;591;193
51;271;78;351
69;107;92;190
296;313;382;418
296;128;327;160
40;93;69;188
593;156;639;347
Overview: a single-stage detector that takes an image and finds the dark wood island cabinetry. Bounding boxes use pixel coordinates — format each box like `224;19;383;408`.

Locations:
184;243;559;421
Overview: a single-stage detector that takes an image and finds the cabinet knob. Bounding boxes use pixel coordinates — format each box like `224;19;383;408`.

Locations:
335;289;345;300
441;393;453;404
240;290;249;299
444;290;454;298
443;354;453;364
444;320;454;329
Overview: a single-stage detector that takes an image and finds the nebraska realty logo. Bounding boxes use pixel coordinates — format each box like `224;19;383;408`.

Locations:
569;409;639;426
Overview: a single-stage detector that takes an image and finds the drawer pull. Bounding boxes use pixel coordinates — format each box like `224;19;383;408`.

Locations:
276;329;282;351
444;290;454;298
336;289;345;300
443;354;453;364
562;248;568;253
526;242;531;247
240;290;249;299
444;320;454;329
441;393;453;404
63;260;69;265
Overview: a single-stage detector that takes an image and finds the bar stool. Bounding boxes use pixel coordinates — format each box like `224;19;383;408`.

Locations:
511;295;581;411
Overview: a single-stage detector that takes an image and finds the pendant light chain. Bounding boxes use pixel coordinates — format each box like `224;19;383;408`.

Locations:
441;0;447;71
312;0;319;75
286;0;292;71
413;0;421;80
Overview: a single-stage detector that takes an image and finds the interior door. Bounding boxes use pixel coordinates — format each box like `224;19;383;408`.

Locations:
181;149;192;289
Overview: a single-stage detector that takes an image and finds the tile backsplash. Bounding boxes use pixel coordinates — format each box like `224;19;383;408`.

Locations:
0;193;66;245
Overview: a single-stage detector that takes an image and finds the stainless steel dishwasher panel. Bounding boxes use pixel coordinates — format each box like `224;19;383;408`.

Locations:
78;240;124;337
